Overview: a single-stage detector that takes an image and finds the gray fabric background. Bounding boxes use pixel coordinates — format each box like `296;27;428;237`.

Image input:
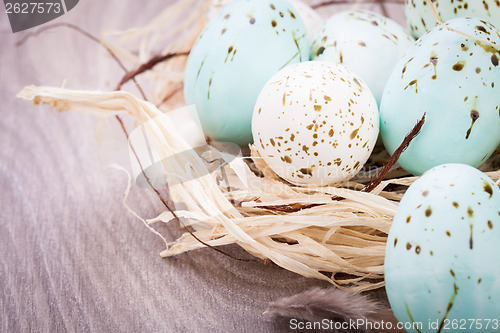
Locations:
0;1;405;332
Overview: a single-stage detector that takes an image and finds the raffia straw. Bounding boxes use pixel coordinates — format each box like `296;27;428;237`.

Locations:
17;0;500;292
13;85;500;292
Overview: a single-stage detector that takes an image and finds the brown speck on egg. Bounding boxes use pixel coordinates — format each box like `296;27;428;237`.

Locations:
476;25;488;33
452;61;465;71
425;207;432;217
468;206;474;217
299;167;312;176
483;181;493;198
349;129;359;140
492;54;499;66
315;46;325;57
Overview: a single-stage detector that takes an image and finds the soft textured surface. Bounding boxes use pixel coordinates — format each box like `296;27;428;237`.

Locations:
0;1;404;332
266;287;383;322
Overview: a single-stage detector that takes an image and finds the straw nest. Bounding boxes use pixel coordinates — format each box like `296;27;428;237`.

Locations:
17;0;500;292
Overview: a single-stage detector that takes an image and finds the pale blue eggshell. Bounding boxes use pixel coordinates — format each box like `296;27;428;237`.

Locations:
380;17;500;176
385;164;500;333
406;0;500;39
184;0;309;146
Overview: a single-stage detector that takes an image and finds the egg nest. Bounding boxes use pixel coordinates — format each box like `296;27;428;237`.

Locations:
17;0;500;292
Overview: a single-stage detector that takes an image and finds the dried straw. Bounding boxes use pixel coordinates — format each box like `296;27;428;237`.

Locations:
17;0;500;292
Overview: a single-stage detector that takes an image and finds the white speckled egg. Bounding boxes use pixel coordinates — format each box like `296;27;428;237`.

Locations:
184;0;309;146
406;0;500;39
311;10;414;105
380;17;500;176
385;163;500;333
252;61;379;186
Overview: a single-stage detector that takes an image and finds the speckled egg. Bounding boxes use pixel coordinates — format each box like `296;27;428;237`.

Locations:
406;0;500;39
311;10;414;105
184;0;309;146
252;61;379;186
380;17;500;176
385;163;500;333
208;0;323;42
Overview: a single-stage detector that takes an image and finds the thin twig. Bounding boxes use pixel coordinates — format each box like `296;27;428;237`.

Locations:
16;22;148;100
378;0;389;17
362;113;426;193
116;51;189;91
156;83;184;108
19;21;255;262
115;116;256;262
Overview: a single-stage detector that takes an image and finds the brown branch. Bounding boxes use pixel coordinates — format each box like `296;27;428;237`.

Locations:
16;22;149;100
115;116;257;262
156;83;183;108
257;203;323;213
19;21;255;262
362;113;426;193
116;51;189;91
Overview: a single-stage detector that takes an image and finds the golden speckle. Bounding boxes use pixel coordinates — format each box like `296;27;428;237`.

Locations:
349;129;359;140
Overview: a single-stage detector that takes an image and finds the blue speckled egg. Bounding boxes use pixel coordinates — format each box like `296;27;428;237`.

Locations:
385;163;500;333
406;0;500;39
311;10;414;105
380;17;500;176
184;0;309;146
